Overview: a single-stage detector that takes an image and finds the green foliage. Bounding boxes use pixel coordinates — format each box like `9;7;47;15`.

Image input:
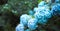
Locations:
0;0;37;31
38;0;42;3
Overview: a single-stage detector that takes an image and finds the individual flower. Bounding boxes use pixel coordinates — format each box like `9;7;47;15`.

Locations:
34;11;48;24
33;7;40;12
20;14;32;26
38;1;46;7
28;18;38;30
16;24;24;31
34;5;50;12
28;10;34;15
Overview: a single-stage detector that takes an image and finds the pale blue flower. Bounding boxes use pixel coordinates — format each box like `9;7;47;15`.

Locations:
20;14;32;26
38;1;46;7
34;6;52;24
16;24;24;31
28;10;34;15
28;18;38;30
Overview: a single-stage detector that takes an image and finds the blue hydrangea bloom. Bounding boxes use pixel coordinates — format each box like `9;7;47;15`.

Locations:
44;8;52;18
20;14;32;26
34;5;50;12
28;10;34;15
34;6;52;24
51;3;60;15
38;1;46;7
34;11;45;19
34;7;39;12
16;24;24;31
28;18;38;30
34;6;52;19
34;12;48;24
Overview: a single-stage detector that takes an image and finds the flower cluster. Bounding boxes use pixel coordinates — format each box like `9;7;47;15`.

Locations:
34;1;52;24
51;3;60;16
16;0;60;31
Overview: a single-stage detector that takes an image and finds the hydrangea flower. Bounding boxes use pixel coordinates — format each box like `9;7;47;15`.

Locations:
34;11;48;24
20;14;32;26
34;6;52;24
16;24;24;31
34;6;52;18
28;18;38;30
38;1;46;7
28;10;34;15
44;8;52;18
34;5;50;12
51;3;60;15
34;7;39;12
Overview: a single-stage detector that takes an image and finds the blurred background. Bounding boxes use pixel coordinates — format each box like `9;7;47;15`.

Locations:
0;0;60;31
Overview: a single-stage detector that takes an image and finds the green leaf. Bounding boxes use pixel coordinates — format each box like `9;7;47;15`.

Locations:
38;0;42;3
